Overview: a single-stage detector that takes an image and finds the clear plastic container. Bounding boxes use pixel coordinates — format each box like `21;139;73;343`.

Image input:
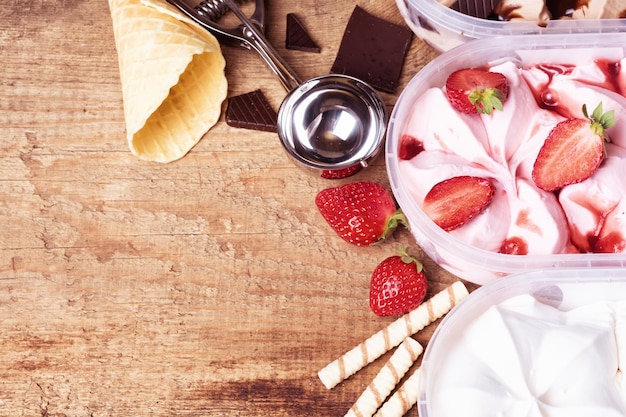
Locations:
385;33;626;284
418;267;626;417
396;0;626;52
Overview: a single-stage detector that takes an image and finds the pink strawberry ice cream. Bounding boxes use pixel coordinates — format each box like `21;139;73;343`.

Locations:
449;0;626;22
397;47;626;261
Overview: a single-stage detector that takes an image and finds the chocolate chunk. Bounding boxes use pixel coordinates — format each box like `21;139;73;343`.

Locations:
286;13;320;53
225;89;277;133
330;6;413;94
451;0;500;20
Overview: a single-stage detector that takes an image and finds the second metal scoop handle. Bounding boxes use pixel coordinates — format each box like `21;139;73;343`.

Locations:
220;0;302;92
168;0;302;92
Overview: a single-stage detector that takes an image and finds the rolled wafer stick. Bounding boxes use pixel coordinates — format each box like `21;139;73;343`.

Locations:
345;337;423;417
318;281;468;389
373;366;420;417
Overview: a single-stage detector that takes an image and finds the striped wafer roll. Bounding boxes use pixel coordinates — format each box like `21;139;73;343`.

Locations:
345;337;422;417
318;281;468;389
373;367;420;417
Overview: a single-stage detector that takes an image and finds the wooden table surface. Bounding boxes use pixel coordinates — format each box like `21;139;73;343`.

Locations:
0;0;475;415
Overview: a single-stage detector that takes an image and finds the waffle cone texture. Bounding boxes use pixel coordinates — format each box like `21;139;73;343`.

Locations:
109;0;228;162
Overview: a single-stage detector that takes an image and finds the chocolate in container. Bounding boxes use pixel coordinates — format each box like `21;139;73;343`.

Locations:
396;0;626;52
385;33;626;285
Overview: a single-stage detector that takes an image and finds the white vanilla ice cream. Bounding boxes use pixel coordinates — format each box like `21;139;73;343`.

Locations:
429;289;626;416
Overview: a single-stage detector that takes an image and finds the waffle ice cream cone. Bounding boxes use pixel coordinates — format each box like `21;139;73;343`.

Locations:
109;0;228;163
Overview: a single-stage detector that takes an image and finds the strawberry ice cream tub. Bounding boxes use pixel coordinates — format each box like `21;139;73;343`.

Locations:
386;32;626;285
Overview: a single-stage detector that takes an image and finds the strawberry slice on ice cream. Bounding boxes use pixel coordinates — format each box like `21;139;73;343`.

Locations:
532;102;617;191
445;68;509;115
423;176;496;231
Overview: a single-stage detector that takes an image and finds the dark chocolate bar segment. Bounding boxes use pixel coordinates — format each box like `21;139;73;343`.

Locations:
225;89;278;133
286;13;320;53
330;6;413;94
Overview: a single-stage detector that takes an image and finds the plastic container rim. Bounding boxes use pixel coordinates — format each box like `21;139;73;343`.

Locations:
401;0;626;41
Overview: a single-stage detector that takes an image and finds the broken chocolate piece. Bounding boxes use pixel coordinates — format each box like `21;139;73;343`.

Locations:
330;6;413;94
225;89;278;133
286;13;320;53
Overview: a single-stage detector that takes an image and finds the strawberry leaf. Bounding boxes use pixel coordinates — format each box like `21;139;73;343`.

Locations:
398;247;423;273
584;102;617;139
469;88;505;115
591;102;603;121
600;110;617;129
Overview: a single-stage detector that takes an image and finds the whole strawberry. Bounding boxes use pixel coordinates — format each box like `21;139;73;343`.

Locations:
369;248;427;317
532;102;616;191
315;181;407;247
445;68;508;115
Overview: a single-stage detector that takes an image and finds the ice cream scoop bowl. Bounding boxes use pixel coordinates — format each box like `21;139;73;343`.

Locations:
277;74;387;173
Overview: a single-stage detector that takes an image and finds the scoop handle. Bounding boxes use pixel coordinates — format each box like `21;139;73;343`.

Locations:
223;0;302;92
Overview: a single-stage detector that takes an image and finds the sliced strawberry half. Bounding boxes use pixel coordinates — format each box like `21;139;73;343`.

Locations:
532;102;616;191
445;68;508;115
422;176;496;231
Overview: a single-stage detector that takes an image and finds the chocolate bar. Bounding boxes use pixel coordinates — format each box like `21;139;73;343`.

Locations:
225;89;278;133
286;13;320;53
331;6;413;94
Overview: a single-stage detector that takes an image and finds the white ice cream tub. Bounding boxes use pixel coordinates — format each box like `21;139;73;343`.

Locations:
419;267;626;417
386;32;626;285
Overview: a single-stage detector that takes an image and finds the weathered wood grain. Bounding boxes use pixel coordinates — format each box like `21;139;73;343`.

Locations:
0;0;470;415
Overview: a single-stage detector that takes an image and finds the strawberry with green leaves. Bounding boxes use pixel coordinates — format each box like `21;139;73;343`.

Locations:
445;68;509;115
315;181;407;247
422;176;496;231
532;102;617;191
369;248;427;317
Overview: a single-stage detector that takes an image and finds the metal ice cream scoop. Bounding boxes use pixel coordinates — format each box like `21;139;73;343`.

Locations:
167;0;387;175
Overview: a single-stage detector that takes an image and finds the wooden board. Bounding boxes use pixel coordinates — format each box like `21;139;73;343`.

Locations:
0;0;475;415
